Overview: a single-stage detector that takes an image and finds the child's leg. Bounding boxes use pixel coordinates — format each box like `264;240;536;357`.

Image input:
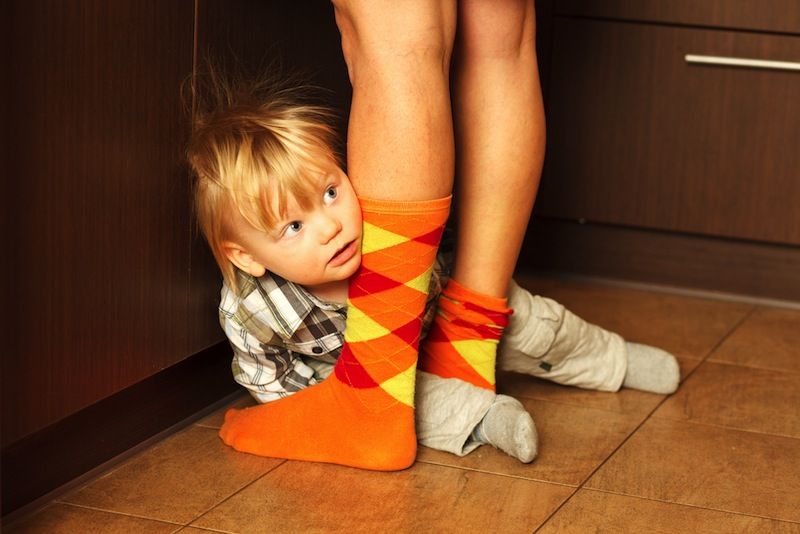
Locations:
419;0;544;391
415;371;537;463
498;280;680;394
219;0;457;471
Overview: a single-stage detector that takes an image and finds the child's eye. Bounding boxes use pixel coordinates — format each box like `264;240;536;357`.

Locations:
284;221;303;236
324;186;338;203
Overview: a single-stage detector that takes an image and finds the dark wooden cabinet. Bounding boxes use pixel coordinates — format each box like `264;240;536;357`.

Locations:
525;1;800;300
540;17;800;245
4;0;348;516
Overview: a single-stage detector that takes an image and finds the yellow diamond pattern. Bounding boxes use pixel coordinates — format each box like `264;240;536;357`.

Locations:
405;266;433;294
361;222;409;254
379;363;416;407
451;339;496;385
345;303;392;342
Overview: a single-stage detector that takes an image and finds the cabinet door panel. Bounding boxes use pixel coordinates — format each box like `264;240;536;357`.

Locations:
538;18;800;245
7;0;194;446
554;0;800;35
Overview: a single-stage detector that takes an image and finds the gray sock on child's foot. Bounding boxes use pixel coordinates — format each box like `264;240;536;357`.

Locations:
622;342;680;394
473;395;538;463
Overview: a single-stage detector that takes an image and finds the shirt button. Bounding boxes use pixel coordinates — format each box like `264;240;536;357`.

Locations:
312;347;323;354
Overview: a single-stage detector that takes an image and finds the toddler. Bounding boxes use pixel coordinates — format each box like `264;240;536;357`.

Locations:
187;77;679;467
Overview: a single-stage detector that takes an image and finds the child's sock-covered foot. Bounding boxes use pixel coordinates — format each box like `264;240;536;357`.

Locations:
622;342;680;394
220;196;451;471
472;394;538;463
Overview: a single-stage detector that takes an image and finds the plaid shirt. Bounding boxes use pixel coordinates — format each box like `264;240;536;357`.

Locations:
219;248;451;403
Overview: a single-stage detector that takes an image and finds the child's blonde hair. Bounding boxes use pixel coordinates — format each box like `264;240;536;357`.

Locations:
187;66;342;290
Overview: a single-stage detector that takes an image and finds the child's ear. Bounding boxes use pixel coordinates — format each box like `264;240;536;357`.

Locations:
222;241;267;278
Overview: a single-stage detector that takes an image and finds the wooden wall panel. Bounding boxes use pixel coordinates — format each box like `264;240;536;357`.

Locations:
6;0;195;446
521;217;800;302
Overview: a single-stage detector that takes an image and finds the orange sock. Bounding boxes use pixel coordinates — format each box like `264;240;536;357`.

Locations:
419;279;512;391
219;196;450;471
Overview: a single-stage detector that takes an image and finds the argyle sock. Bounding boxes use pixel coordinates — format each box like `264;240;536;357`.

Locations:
219;196;451;471
419;279;512;391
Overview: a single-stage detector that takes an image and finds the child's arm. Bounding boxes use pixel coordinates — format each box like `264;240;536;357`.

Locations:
219;297;320;404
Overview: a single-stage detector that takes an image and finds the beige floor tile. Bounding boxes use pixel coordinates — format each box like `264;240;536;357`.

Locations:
195;392;256;429
655;361;800;438
539;489;800;533
709;307;800;373
497;371;665;419
4;503;180;534
193;461;571;534
59;425;283;524
417;398;641;486
515;276;752;361
586;418;800;522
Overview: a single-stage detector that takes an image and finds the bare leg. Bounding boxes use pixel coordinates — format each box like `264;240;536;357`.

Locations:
451;0;545;297
417;0;544;392
218;1;457;471
332;0;456;200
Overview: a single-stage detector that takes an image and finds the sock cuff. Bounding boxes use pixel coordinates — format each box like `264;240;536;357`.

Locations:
443;278;512;316
358;195;452;215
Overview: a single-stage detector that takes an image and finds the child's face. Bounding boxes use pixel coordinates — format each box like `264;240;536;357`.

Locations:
226;168;363;292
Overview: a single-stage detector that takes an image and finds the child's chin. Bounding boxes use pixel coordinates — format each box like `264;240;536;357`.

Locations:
340;261;360;279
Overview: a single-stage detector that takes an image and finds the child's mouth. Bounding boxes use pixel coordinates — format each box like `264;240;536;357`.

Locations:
328;240;358;266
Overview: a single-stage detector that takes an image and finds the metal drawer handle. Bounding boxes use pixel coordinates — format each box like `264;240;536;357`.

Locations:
685;54;800;72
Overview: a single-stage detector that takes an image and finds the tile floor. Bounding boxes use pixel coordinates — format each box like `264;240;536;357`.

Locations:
7;277;800;533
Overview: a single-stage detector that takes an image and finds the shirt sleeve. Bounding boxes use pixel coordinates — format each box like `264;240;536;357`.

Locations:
220;307;319;404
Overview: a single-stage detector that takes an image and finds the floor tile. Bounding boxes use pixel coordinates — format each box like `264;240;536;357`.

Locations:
59;425;283;524
195;392;256;429
193;461;571;534
497;370;665;419
4;503;180;534
417;398;641;486
655;361;800;438
709;307;800;373
539;489;800;533
586;418;800;522
515;276;752;361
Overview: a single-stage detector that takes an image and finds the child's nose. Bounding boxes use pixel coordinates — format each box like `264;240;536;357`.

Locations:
320;214;342;242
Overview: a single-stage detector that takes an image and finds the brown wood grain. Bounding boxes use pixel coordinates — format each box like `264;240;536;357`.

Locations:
6;0;195;446
554;0;800;35
536;17;800;245
519;217;800;301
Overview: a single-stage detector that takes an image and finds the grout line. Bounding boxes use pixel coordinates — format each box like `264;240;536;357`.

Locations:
698;306;757;364
45;502;185;527
703;358;800;376
413;459;578;488
647;415;800;442
535;304;762;532
182;460;287;530
506;388;664;418
519;271;800;310
581;487;800;525
419;458;568;486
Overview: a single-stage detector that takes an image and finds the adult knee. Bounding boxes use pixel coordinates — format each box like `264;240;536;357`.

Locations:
332;0;456;81
457;0;535;60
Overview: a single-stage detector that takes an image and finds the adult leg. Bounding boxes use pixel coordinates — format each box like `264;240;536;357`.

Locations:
420;0;545;390
334;0;456;199
219;0;456;470
451;0;544;296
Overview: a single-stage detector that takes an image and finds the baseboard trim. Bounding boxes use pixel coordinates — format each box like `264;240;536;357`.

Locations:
1;341;238;517
520;217;800;302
